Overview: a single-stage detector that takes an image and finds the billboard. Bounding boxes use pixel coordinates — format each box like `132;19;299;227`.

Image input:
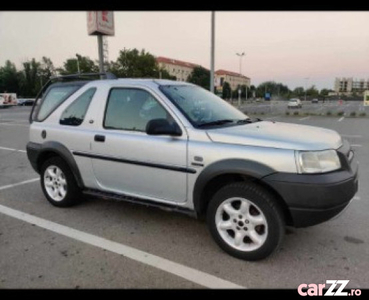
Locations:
87;11;115;36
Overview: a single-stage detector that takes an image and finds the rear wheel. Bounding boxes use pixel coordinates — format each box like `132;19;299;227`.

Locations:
40;157;82;207
207;181;285;261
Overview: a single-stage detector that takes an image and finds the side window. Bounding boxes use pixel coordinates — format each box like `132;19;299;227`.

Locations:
104;88;168;132
37;85;80;121
60;88;96;126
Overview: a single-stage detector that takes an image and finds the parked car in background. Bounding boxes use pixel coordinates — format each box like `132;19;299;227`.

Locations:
287;98;302;109
312;98;319;104
17;99;27;106
18;98;35;106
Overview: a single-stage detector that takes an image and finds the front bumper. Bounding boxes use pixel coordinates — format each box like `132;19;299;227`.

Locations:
263;146;359;227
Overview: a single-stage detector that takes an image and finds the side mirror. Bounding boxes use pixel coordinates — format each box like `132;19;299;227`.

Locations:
146;119;182;136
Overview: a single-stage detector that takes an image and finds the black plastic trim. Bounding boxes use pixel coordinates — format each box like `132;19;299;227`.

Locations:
72;151;197;174
26;142;42;172
83;189;195;217
26;141;85;188
262;157;359;227
288;202;351;228
193;159;276;214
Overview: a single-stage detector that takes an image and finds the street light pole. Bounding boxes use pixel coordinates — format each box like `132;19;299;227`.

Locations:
97;35;105;79
76;54;80;74
236;52;245;107
210;11;215;93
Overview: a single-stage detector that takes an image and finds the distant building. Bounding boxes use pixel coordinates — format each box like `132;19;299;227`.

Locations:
334;77;369;95
156;56;200;82
156;56;252;93
215;69;251;92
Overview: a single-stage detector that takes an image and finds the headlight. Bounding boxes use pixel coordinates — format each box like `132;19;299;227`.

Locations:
295;150;341;174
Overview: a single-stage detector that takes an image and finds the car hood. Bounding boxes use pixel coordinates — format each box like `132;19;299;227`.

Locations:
206;121;342;151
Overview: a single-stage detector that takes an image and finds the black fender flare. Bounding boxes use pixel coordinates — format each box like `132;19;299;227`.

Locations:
27;141;84;188
192;159;276;215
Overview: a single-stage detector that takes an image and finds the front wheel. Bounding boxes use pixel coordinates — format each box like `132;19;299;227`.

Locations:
207;182;285;261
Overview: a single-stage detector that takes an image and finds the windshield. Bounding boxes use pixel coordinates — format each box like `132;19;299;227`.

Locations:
159;85;247;128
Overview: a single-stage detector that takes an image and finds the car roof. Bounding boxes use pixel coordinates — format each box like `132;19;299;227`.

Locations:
47;80;90;88
50;78;194;88
100;78;192;85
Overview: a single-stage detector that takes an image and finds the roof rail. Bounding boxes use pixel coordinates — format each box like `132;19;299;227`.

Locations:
50;72;117;81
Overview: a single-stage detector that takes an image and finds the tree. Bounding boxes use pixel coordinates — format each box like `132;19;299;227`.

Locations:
20;57;57;97
57;54;99;75
222;81;232;99
320;88;333;97
158;68;176;80
306;85;319;98
0;60;20;94
20;58;40;97
248;85;256;99
292;87;305;97
0;68;3;92
256;81;291;99
232;88;239;99
110;48;159;78
0;57;57;97
39;57;56;85
256;81;274;98
187;66;210;90
240;84;248;98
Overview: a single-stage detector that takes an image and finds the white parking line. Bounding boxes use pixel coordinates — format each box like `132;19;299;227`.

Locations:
353;196;361;201
0;178;40;191
265;116;280;120
299;116;310;121
338;116;345;122
0;122;29;127
341;135;362;138
0;203;244;289
0;146;26;153
0;119;29;123
351;144;362;147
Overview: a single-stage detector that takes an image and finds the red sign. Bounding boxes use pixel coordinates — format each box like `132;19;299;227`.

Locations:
87;11;115;36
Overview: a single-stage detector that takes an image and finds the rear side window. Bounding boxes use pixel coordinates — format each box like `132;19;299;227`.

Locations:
60;88;96;126
37;85;80;121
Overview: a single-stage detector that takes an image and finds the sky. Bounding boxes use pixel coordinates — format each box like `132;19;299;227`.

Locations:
0;11;368;90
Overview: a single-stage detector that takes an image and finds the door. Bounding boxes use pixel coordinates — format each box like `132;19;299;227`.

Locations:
90;87;188;203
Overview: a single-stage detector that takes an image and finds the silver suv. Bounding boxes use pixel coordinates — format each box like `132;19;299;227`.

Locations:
26;74;358;261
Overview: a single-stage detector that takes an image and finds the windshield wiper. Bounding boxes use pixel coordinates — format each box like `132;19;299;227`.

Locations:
197;119;235;128
236;118;253;124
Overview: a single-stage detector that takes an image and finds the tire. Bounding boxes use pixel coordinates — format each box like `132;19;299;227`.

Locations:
40;156;82;207
206;181;285;261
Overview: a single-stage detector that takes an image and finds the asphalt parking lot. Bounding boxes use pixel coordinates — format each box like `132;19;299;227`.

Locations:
0;105;368;289
241;99;369;117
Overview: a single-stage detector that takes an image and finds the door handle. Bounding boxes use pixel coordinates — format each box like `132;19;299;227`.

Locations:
94;134;105;142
